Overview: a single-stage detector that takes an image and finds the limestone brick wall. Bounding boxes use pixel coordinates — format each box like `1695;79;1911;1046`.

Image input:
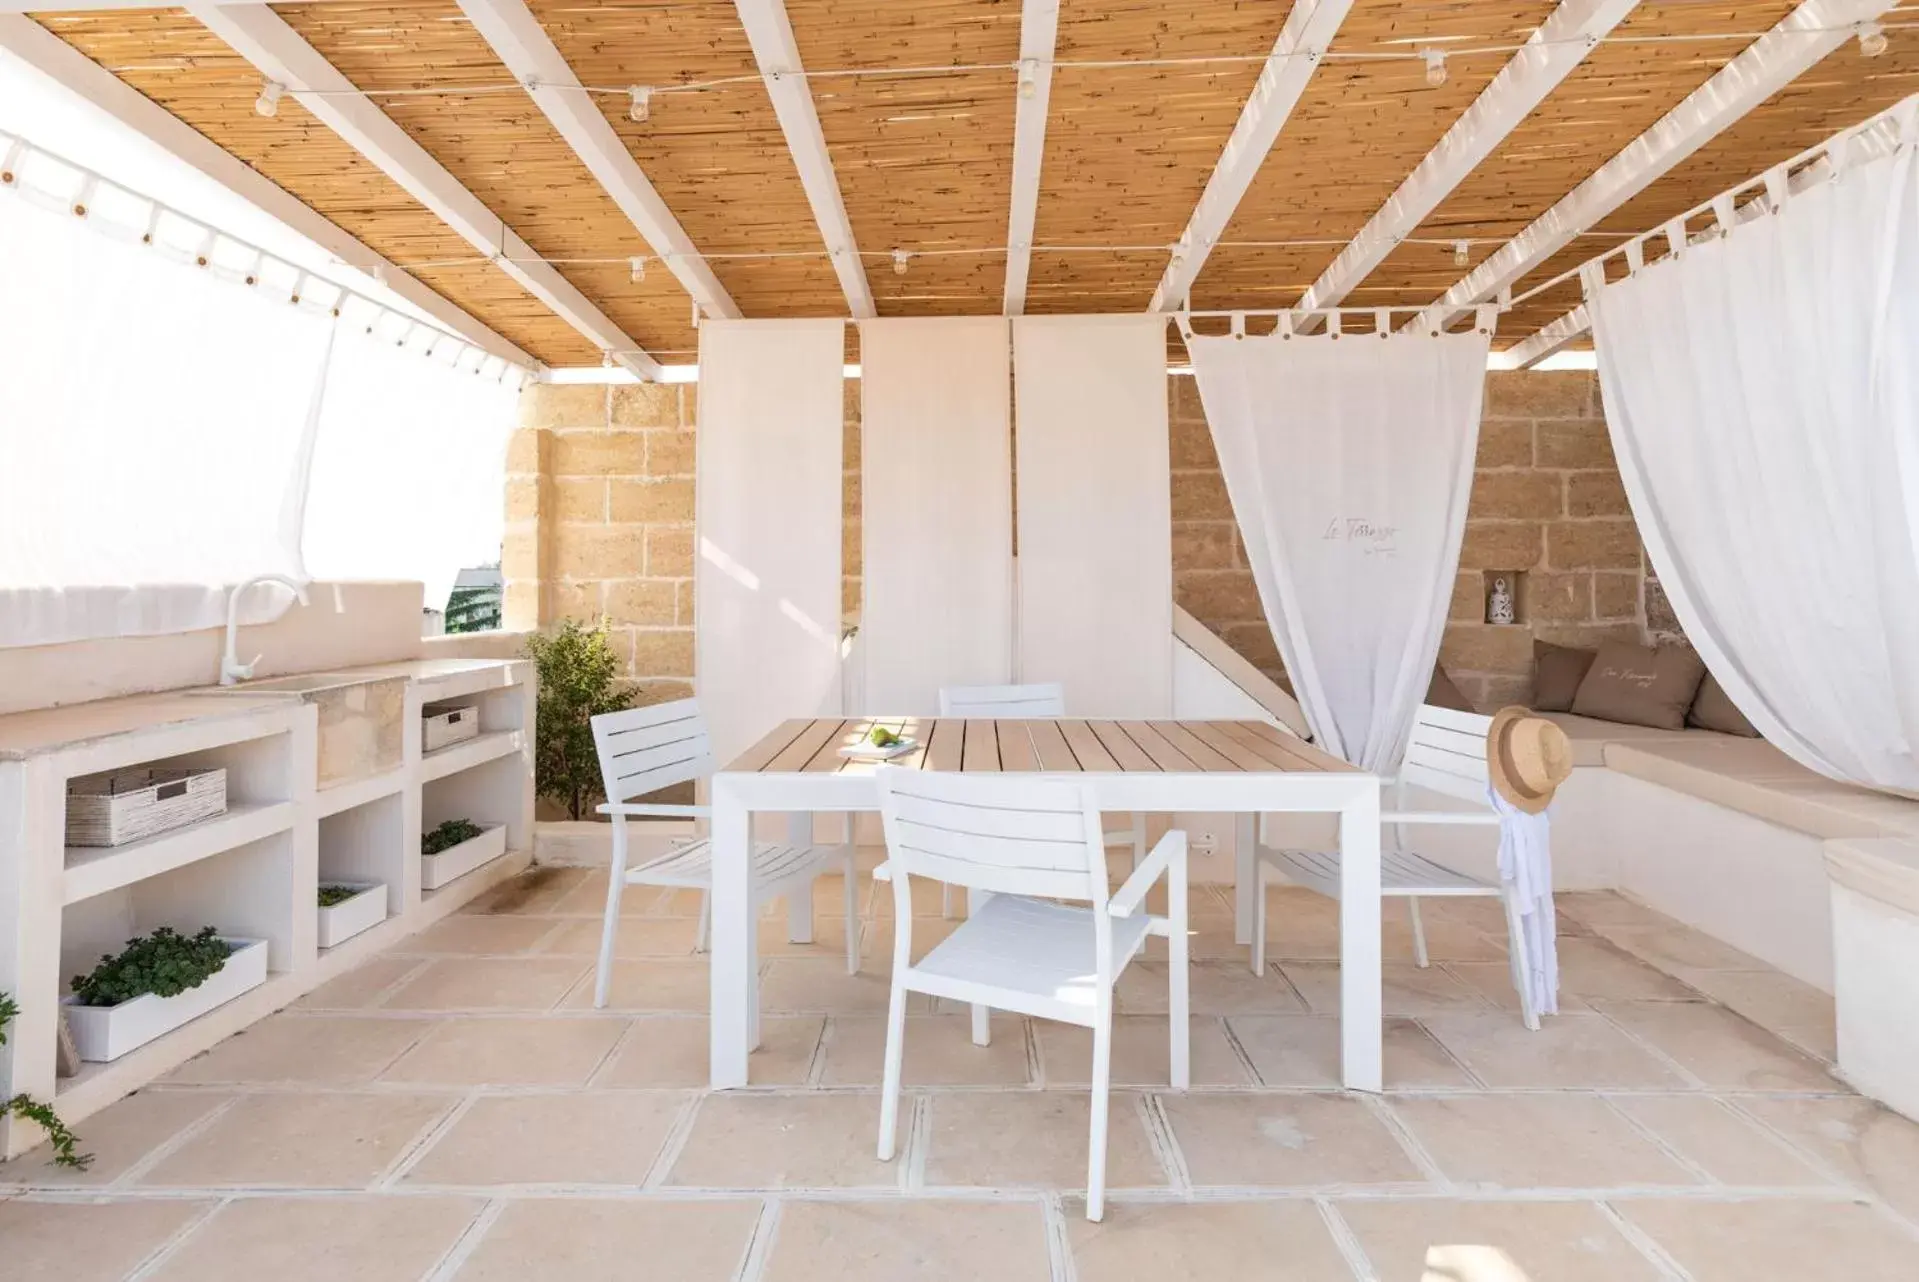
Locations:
507;369;1673;716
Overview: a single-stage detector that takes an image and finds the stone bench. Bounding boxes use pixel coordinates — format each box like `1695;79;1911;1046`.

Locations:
1826;838;1919;1118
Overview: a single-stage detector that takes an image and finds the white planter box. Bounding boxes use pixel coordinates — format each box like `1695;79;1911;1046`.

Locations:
422;701;480;753
421;823;506;890
316;882;387;949
63;937;269;1063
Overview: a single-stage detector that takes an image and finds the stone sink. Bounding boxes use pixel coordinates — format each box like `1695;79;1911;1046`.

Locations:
192;671;407;789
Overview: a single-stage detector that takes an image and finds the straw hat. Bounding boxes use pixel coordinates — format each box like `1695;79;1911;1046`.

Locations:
1486;707;1574;814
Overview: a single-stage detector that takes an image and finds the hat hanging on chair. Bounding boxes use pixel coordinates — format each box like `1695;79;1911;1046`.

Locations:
1486;707;1574;814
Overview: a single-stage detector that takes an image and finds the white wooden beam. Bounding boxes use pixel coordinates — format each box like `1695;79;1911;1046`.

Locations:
1418;0;1898;332
1147;0;1355;313
733;0;874;318
0;12;538;370
1297;0;1639;316
455;0;738;321
186;2;660;378
1001;0;1059;315
0;0;356;9
1492;306;1589;368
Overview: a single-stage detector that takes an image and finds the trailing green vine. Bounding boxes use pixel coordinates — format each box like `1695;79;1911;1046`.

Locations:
0;991;91;1169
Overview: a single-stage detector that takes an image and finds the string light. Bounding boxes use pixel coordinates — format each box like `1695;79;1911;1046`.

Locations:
890;248;909;276
629;255;646;282
1856;21;1889;56
254;80;284;118
1421;48;1448;87
1018;58;1039;100
1453;240;1470;267
628;85;652;122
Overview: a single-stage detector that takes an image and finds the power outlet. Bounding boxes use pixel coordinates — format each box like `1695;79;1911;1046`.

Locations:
1190;830;1220;856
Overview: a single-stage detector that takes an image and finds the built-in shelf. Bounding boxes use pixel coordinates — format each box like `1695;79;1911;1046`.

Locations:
313;768;406;820
62;800;297;906
420;728;522;783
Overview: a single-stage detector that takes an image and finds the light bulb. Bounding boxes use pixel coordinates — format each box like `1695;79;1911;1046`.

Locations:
1453;240;1470;267
891;249;909;276
628;86;652;123
1857;21;1888;57
629;255;646;283
1422;48;1448;87
255;79;284;118
1018;58;1039;100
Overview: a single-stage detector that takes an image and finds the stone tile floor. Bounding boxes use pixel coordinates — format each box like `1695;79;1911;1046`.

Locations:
6;866;1919;1280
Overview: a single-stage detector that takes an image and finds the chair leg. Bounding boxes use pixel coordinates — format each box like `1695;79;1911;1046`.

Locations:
788;879;816;944
966;886;992;1045
843;848;860;975
1169;845;1191;1091
693;891;711;954
1251;857;1268;976
1407;897;1430;969
1502;888;1541;1031
592;825;629;1009
1086;1005;1114;1222
1130;813;1147;872
876;977;911;1160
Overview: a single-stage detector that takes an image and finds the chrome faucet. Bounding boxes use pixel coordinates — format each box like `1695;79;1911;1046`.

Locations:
220;574;311;685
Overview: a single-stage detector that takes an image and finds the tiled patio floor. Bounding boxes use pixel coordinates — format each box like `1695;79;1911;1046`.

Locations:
7;865;1919;1280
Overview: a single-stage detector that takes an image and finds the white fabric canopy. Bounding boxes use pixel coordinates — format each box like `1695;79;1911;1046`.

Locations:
858;317;1013;713
1012;315;1172;716
302;331;519;614
695;319;846;768
1186;322;1488;770
1590;122;1919;795
0;183;332;647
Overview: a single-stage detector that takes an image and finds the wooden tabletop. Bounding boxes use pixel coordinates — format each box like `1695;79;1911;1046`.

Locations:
726;717;1354;776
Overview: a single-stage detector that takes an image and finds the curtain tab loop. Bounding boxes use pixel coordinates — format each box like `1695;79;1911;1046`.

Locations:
1624;238;1644;273
1229;312;1246;338
1474;305;1497;337
1710;194;1737;236
1325;310;1342;337
1373;307;1390;338
1762;165;1791;214
1663;219;1687;260
1578;262;1605;301
1274;311;1294;338
1174;312;1196;340
1895;98;1919;150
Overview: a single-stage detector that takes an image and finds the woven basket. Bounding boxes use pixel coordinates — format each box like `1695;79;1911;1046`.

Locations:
65;766;227;847
422;700;480;753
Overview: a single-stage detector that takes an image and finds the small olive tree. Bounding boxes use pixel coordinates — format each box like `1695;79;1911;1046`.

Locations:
525;620;635;820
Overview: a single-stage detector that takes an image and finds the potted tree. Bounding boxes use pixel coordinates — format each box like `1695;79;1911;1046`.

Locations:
524;619;635;821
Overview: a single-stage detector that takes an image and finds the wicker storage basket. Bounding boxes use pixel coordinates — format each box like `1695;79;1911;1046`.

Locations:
422;700;481;753
65;766;228;847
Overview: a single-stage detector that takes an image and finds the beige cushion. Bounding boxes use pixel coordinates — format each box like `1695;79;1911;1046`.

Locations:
1605;739;1919;843
1537;711;1703;767
1426;666;1474;713
1571;642;1706;730
1532;640;1595;713
1688;672;1761;737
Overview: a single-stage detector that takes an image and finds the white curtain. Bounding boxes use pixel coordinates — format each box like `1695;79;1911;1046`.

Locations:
1013;315;1172;716
1186;321;1488;770
859;317;1013;713
0;184;331;647
695;319;846;767
302;331;519;614
1591;118;1919;795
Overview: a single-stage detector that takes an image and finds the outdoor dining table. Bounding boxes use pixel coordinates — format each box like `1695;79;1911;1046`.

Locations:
708;716;1384;1091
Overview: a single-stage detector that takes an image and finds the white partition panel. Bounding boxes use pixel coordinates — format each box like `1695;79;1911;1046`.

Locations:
859;317;1014;714
695;319;846;767
1012;315;1172;716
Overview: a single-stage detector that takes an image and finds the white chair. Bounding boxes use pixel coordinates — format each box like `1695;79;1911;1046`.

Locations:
872;765;1188;1221
934;682;1146;918
1252;704;1543;1030
589;699;858;1008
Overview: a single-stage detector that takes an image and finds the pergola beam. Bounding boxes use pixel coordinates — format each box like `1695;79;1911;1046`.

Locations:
0;12;538;371
1001;0;1060;315
187;2;660;378
1147;0;1355;312
1492;307;1590;369
734;0;875;318
1418;0;1898;333
456;0;739;321
1297;0;1639;317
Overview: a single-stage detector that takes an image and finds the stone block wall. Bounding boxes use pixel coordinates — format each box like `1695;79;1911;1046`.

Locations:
508;368;1674;716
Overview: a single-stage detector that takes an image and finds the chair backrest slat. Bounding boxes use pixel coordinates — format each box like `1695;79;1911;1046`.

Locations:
592;698;713;802
875;766;1104;903
938;682;1068;718
1400;704;1493;806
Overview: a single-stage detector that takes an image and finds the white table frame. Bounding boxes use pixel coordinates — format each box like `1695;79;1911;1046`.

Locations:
708;758;1383;1091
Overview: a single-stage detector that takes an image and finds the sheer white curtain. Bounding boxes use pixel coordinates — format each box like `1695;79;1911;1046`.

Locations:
1186;322;1488;770
301;330;519;614
0;185;332;646
1591;117;1919;795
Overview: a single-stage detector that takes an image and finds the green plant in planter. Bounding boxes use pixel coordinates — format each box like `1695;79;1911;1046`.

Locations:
317;885;365;909
422;818;484;855
524;619;635;820
70;926;233;1008
0;991;90;1169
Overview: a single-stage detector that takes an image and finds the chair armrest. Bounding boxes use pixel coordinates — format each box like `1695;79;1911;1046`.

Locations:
1381;810;1497;826
1109;830;1187;918
596;802;712;819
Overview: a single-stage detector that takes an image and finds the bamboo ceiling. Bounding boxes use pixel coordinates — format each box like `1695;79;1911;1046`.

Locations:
20;0;1919;367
